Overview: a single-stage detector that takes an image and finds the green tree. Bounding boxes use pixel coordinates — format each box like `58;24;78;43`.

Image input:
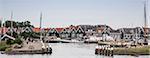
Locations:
3;20;16;28
3;20;34;28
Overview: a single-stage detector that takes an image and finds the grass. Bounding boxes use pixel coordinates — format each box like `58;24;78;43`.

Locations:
114;46;150;55
0;41;10;51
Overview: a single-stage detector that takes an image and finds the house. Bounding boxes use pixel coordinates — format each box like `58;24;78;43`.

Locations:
33;28;40;33
59;28;70;39
79;25;96;36
69;27;76;38
47;28;60;37
16;27;23;34
119;27;144;41
143;27;150;37
46;25;85;39
109;30;121;41
0;34;16;41
79;25;112;36
76;26;85;38
43;28;51;33
0;27;16;41
21;27;33;33
55;28;64;37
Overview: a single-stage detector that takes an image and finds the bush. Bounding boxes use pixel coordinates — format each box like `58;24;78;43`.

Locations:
14;38;22;45
5;48;12;52
6;38;22;45
6;40;15;45
0;45;8;51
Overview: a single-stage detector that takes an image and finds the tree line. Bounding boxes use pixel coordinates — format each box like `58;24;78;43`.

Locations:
0;20;34;28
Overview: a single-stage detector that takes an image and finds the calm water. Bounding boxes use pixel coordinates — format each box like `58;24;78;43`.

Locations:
0;43;150;58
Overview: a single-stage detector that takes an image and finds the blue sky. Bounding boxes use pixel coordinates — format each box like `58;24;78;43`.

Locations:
0;0;150;29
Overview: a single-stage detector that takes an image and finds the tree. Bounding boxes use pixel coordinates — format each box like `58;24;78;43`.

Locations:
3;20;16;28
3;20;34;28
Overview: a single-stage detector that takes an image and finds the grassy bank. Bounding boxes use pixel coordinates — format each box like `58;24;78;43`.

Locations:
114;46;150;55
0;38;22;51
0;41;10;51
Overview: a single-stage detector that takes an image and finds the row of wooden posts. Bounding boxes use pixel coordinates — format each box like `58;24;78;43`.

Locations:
95;45;114;56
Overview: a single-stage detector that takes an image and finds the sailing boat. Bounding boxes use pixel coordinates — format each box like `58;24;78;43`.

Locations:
39;12;52;53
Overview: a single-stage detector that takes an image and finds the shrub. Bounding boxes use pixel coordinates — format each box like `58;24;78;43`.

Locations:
6;40;15;45
0;41;10;51
14;38;22;45
0;46;8;51
5;48;12;52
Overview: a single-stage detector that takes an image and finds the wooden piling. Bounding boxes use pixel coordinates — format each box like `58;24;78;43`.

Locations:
95;45;114;56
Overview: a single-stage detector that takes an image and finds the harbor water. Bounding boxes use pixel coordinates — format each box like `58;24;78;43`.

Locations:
0;43;150;58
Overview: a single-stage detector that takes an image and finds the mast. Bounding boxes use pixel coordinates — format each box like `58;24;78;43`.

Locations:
40;12;42;40
39;12;46;49
143;0;149;45
10;11;13;36
144;0;148;28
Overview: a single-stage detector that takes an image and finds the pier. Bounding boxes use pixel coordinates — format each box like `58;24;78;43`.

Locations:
95;45;150;56
3;40;52;54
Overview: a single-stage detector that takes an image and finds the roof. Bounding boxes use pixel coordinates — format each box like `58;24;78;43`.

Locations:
22;27;33;32
33;28;40;32
143;27;150;34
1;34;15;40
120;27;142;34
78;25;113;31
110;30;120;33
55;28;64;32
0;27;8;34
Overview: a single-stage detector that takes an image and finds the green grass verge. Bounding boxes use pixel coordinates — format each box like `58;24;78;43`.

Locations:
114;46;150;55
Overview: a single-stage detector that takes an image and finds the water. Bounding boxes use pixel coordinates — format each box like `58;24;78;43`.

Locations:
0;43;150;58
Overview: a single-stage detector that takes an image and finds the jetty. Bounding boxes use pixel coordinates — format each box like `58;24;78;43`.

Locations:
95;45;150;56
3;40;52;54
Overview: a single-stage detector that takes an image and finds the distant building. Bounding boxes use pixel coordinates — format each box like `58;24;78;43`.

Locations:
143;27;150;37
22;27;33;33
118;27;144;41
109;30;121;41
79;25;112;37
46;25;85;39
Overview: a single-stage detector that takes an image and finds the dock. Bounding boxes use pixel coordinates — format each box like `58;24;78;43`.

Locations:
95;45;150;56
4;40;52;54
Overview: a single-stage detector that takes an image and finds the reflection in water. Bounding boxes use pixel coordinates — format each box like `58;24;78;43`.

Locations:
0;43;150;58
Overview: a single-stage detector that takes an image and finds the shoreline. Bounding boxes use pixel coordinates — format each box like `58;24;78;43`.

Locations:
1;40;52;55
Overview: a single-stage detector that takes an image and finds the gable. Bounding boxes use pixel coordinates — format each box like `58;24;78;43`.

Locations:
1;34;15;40
48;28;57;33
76;26;84;33
22;27;33;33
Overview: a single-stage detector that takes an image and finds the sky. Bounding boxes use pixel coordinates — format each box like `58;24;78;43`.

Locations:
0;0;150;29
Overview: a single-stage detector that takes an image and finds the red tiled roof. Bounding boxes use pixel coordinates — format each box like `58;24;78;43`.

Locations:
33;28;40;32
55;28;64;32
143;27;150;33
0;27;8;34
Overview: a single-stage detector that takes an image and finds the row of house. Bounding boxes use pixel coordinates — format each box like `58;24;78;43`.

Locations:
46;25;85;39
0;25;150;41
